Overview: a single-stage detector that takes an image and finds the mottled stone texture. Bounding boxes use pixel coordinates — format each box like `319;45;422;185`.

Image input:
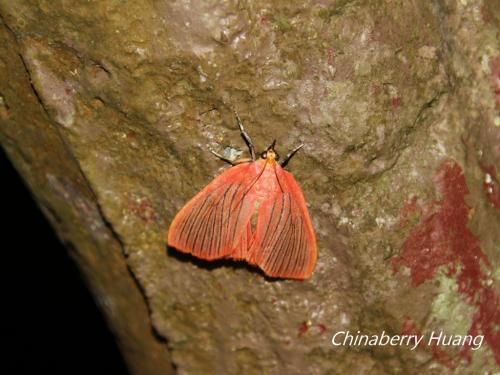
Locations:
0;0;498;374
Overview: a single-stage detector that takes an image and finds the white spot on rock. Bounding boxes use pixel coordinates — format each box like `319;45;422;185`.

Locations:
25;48;76;128
134;47;146;58
418;45;437;60
340;312;350;325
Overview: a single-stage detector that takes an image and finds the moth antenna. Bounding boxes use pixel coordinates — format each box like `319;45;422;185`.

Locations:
280;144;304;168
234;110;256;161
267;139;277;151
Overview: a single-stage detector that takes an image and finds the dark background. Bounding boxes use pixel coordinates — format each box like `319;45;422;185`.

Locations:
2;148;129;374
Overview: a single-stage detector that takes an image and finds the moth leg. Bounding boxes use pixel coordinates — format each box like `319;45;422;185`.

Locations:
232;157;253;165
234;110;256;161
280;144;304;168
210;149;237;165
210;150;252;165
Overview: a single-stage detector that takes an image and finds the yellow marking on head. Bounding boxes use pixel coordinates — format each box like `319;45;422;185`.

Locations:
266;149;278;164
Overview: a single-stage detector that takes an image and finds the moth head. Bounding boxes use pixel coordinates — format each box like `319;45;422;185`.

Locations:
260;139;280;162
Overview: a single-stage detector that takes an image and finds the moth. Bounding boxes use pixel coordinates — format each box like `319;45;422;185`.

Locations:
167;112;317;279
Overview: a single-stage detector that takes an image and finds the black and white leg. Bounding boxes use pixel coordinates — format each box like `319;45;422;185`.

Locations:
210;149;252;165
234;110;256;160
210;149;234;165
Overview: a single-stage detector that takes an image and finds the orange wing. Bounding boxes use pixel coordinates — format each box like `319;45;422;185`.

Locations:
167;163;259;260
250;166;317;279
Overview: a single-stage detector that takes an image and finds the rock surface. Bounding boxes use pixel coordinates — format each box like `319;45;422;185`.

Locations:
0;1;498;374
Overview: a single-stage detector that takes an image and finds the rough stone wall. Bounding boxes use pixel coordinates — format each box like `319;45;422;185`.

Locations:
0;1;498;374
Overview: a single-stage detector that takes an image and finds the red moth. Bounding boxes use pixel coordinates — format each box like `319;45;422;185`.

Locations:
167;113;317;279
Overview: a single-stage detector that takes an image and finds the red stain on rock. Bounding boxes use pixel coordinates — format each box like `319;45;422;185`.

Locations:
392;161;488;287
481;164;500;209
298;322;325;337
298;322;309;337
317;324;327;335
391;96;402;108
470;288;500;362
393;160;500;364
326;48;335;66
401;318;423;348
